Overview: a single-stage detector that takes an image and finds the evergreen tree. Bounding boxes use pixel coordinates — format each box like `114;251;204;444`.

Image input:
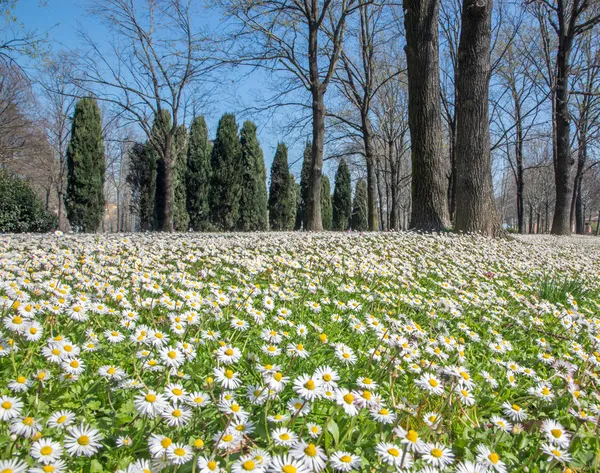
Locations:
127;142;157;231
65;97;105;232
295;141;312;230
288;174;298;230
210;114;242;231
152;111;171;231
321;175;333;230
173;125;189;231
186;116;212;231
268;143;295;230
351;178;368;231
332;158;352;231
238;121;268;231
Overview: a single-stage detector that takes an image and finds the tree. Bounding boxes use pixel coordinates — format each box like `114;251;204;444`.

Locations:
74;0;215;231
210;113;242;231
529;0;600;235
332;158;352;230
403;0;450;231
321;175;333;230
126;142;157;231
296;142;312;230
173;125;189;231
238;120;268;231
65;97;105;232
268;143;295;231
186;116;212;231
454;0;498;236
351;178;368;231
220;0;361;231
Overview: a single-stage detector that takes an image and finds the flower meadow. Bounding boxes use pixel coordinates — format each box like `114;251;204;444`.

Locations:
1;232;600;473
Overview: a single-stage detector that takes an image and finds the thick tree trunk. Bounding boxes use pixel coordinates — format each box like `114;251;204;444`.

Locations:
362;116;379;231
307;90;325;231
376;159;386;231
403;0;450;231
551;34;574;235
390;140;398;231
454;0;498;236
511;81;525;234
447;120;457;222
575;181;584;234
528;203;533;234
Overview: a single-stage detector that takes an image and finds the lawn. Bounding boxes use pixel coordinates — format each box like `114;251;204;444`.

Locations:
0;232;599;473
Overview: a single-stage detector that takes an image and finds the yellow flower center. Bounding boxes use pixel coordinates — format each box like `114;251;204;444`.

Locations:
243;460;256;470
387;448;400;457
429;378;439;387
168;351;177;359
145;394;157;403
282;466;296;473
56;415;67;424
343;393;354;404
225;370;234;379
23;417;34;426
172;388;183;396
551;429;562;438
225;349;234;356
488;453;500;464
161;438;172;448
1;401;11;409
40;446;53;455
305;380;316;390
279;433;290;441
323;373;332;382
174;448;186;456
69;360;79;368
340;455;352;463
379;408;389;415
172;409;182;417
207;461;217;470
273;372;283;382
77;435;90;446
431;448;443;458
223;434;233;442
43;466;55;473
406;430;418;442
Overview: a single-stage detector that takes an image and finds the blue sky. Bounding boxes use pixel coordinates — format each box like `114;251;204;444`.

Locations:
16;0;314;176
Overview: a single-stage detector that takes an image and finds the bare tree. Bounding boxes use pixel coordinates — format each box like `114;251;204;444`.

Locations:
219;0;360;231
72;0;214;231
454;0;499;236
403;0;450;231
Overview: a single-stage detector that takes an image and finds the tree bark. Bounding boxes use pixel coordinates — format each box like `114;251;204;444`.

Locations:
161;134;175;232
307;86;325;231
362;116;379;231
454;0;498;236
550;20;575;235
390;140;398;231
403;0;450;231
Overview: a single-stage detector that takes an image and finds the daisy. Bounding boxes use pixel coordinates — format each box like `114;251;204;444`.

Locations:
501;402;527;421
423;443;455;468
290;441;327;472
541;419;570;448
267;371;290;392
159;346;185;368
197;456;221;473
267;455;309;473
541;443;572;463
8;375;32;393
329;451;361;472
475;445;507;473
370;406;397;424
293;374;323;401
0;395;23;420
187;391;209;408
231;454;265;473
217;345;242;364
148;434;174;457
271;427;298;447
455;386;476;406
61;358;85;376
423;411;442;428
357;377;378;389
30;438;64;464
306;423;322;438
166;443;193;465
375;442;413;469
0;459;28;473
162;405;192;427
313;366;339;388
490;415;512;432
29;459;67;473
134;391;169;418
164;383;187;404
335;389;359;416
415;373;444;395
47;410;75;429
10;415;42;438
214;367;243;390
394;426;426;453
456;461;486;473
64;423;103;456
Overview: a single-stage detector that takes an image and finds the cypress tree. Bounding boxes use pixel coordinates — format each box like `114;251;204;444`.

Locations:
332;158;352;231
210;114;242;231
289;174;298;230
65;97;105;232
268;143;295;230
126;142;157;231
238;121;268;231
351;178;368;231
296;141;312;230
173;124;189;231
186;116;212;231
321;175;333;230
152;111;171;231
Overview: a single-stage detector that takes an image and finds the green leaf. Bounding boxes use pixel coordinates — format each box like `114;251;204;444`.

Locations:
327;418;340;446
90;459;104;473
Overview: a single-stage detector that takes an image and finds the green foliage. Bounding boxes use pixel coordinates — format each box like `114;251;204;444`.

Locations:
172;125;189;231
295;141;312;230
65;97;105;232
126;143;157;231
538;276;587;304
351;178;368;231
210;114;242;231
332;159;352;231
0;171;57;232
268;143;296;231
186;116;212;231
321;175;332;231
238;121;268;231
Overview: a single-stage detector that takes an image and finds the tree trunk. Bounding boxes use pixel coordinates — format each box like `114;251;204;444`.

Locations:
454;0;498;236
362;116;379;231
571;122;587;234
575;178;584;234
447;119;457;222
528;203;533;234
390;140;398;231
307;87;325;231
161;135;175;232
511;81;525;234
550;32;574;235
403;0;450;231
